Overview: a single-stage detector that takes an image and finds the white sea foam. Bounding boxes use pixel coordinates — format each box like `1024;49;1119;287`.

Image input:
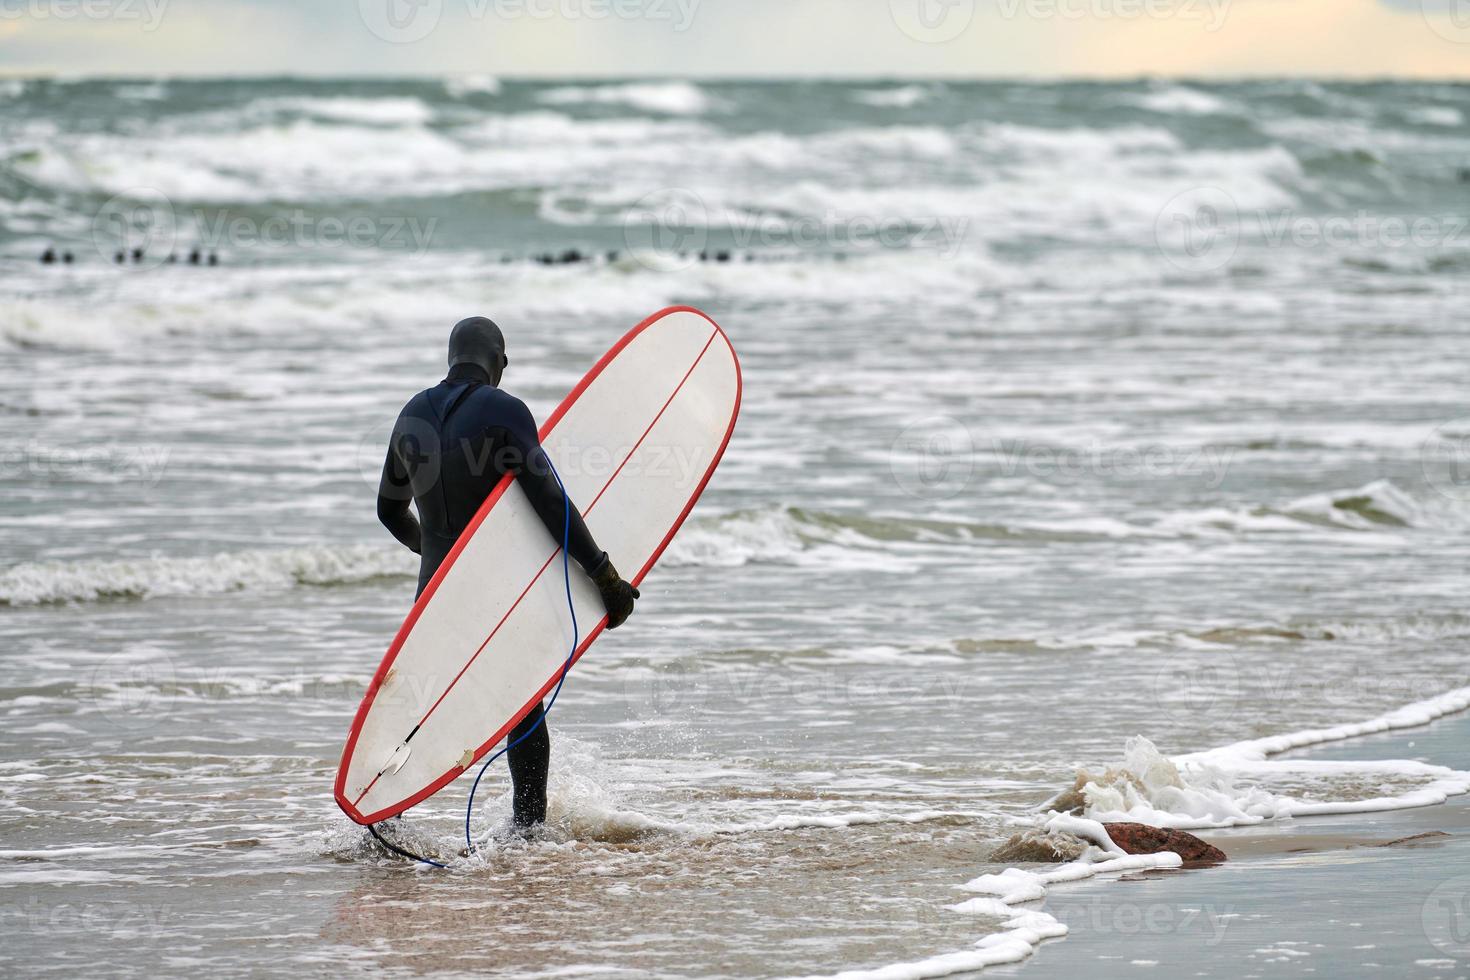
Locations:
1401;106;1464;127
537;81;713;115
8;104;1300;241
1157;480;1467;540
564;804;964;841
0;544;415;605
853;85;933;108
1279;479;1430;530
442;74;501;98
247;96;436;126
1082;686;1470;829
661;506;954;573
113;82;168;102
1130;85;1235;116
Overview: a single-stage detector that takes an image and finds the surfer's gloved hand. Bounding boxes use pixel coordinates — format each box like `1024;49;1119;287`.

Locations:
589;553;639;629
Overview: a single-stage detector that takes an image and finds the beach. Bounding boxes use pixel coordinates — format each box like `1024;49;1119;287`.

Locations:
1;76;1468;977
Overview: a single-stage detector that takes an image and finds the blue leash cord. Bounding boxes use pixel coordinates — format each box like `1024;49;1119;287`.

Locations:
464;459;580;856
367;821;447;869
368;459;581;869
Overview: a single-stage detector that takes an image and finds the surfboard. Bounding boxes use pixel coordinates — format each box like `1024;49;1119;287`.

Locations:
335;306;741;825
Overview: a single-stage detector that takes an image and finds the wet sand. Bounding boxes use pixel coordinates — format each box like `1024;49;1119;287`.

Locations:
993;712;1470;978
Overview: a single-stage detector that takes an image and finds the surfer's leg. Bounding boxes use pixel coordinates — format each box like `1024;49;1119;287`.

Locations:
508;702;549;827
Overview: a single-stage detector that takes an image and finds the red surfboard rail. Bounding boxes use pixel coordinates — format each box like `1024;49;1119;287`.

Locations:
335;306;741;825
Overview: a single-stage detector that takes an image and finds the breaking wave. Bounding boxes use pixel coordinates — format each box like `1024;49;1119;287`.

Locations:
0;544;415;605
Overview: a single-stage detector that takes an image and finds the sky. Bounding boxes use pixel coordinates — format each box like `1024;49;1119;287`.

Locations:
0;0;1468;78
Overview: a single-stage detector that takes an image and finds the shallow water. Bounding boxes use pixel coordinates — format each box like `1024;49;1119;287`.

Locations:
1;77;1468;976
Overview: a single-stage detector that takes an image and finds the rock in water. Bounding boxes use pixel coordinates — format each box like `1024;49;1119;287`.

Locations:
991;828;1090;863
1103;822;1226;863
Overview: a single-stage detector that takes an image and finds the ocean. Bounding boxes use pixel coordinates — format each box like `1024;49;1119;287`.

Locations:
1;76;1468;977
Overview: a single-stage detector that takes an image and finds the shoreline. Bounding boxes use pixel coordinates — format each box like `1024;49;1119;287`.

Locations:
999;706;1470;977
800;693;1470;980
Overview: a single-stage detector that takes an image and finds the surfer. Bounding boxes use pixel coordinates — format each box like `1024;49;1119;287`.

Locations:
376;315;640;829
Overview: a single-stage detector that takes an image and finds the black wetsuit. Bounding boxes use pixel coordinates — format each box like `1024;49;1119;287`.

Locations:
376;362;604;826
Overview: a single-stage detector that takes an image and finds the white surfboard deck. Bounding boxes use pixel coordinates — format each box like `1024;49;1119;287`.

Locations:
336;306;740;825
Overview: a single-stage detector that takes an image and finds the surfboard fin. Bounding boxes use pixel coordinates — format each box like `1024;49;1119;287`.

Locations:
381;742;412;776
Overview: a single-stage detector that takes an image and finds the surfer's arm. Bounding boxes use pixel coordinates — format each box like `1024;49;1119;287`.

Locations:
515;451;604;571
498;396;640;629
498;398;604;573
376;444;422;555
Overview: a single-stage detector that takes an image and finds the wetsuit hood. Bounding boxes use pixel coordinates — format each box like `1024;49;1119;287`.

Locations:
447;316;506;380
